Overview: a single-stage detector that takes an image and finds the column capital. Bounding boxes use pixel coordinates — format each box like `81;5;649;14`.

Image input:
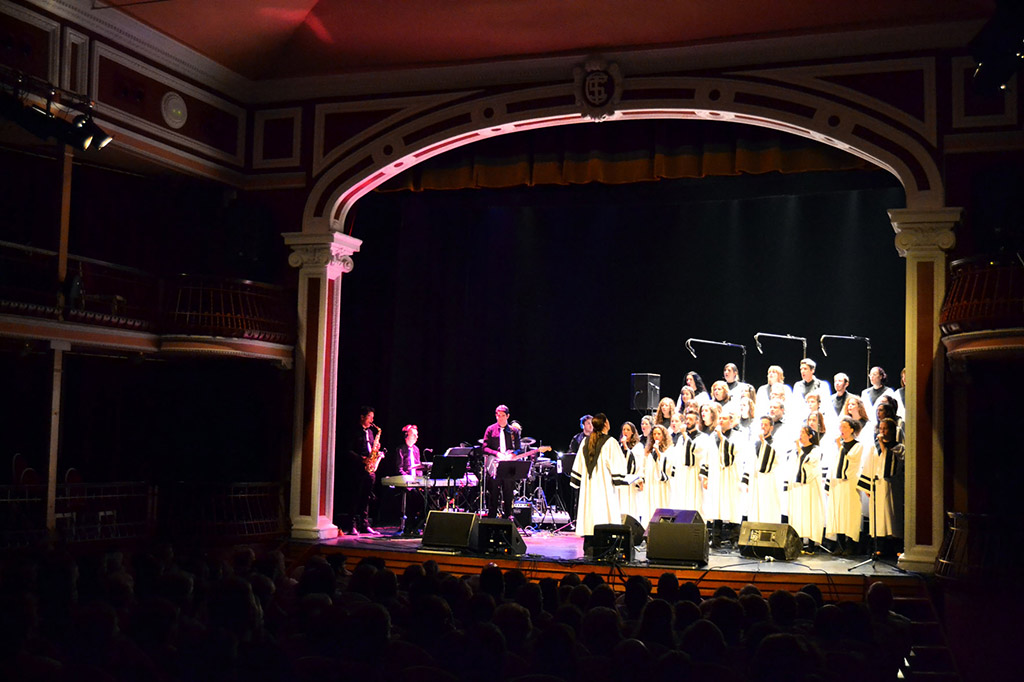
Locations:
888;207;961;258
284;231;362;277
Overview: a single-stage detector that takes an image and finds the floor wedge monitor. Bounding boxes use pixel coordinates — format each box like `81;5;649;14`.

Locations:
473;517;527;556
646;508;708;566
421;511;478;551
738;521;802;561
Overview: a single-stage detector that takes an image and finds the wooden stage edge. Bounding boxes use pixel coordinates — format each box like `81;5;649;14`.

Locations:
290;528;929;603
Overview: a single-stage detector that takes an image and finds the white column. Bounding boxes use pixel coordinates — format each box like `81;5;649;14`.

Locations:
284;231;361;540
889;207;960;573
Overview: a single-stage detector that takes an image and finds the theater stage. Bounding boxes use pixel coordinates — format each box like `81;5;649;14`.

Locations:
302;523;924;604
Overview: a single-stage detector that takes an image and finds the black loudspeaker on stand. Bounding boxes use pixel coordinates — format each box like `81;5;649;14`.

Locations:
737;521;802;561
646;509;708;566
631;373;661;412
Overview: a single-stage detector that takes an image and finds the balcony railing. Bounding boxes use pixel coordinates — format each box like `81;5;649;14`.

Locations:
0;481;156;549
0;481;288;549
0;240;295;343
163;274;295;344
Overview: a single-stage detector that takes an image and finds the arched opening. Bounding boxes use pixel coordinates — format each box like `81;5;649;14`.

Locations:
290;78;954;573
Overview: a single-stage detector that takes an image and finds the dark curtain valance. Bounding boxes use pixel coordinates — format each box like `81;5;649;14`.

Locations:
378;119;872;192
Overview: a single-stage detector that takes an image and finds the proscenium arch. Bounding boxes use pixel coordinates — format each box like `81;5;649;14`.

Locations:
302;75;945;232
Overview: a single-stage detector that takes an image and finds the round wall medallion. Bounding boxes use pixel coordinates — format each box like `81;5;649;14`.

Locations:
161;92;188;129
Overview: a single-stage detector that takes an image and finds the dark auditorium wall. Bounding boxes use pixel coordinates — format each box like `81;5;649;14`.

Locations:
337;169;907;458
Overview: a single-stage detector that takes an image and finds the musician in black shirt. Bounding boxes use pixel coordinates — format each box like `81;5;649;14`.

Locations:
395;424;424;535
482;404;522;519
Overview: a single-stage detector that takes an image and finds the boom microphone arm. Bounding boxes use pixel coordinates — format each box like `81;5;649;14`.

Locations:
684;338;748;382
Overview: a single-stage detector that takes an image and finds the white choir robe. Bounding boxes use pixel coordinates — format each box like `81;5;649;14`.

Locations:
860;386;899;414
663;435;705;515
618;443;645;522
641;448;671;524
755;383;794;417
857;443;901;537
570;437;626;537
825;440;865;539
743;438;782;523
701;431;745;524
787;446;826;542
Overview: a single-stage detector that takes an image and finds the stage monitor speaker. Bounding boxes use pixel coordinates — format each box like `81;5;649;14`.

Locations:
646;508;708;566
738;521;802;561
421;511;478;551
472;518;527;556
621;514;645;547
649;508;703;527
592;523;634;563
631;373;661;412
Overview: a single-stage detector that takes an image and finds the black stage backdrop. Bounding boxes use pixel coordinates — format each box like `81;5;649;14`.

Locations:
337;169;906;461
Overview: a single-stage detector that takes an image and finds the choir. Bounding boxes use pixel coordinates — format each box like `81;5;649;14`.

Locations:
572;360;907;556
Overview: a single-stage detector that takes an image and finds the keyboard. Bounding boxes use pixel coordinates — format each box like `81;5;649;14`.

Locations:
381;474;480;488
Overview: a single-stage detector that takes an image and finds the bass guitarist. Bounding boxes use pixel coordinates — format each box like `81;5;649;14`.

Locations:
482;404;554;520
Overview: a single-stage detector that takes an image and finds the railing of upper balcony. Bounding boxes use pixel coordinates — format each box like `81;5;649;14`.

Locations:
0;240;295;343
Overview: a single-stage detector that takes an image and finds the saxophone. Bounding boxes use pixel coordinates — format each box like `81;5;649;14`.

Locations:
365;424;384;474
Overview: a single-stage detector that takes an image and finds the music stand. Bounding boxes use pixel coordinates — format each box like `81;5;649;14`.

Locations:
431;455;470;511
495;459;531;482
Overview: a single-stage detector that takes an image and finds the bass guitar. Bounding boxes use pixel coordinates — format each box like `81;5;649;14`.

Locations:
486;446;552;478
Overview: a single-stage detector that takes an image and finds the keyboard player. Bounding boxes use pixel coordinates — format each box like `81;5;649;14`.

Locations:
395;424;425;535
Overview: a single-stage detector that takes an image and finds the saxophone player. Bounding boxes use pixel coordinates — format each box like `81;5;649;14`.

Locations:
348;406;382;535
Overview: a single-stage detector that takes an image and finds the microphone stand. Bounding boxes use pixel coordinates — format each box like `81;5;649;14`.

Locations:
753;332;808;361
820;335;872;386
685;338;749;383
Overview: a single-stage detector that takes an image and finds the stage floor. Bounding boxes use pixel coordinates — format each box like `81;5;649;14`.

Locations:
318;525;909;579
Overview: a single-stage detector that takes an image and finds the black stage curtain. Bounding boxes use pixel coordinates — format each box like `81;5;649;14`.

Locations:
337;168;906;459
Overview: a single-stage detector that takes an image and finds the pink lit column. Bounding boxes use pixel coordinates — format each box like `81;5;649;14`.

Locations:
889;208;960;573
284;231;361;540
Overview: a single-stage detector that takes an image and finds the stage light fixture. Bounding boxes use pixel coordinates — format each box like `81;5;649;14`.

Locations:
968;1;1024;95
73;114;113;150
1;67;113;151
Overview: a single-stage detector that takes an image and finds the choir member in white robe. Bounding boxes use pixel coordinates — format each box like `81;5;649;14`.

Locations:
618;421;645;522
685;371;711;404
806;410;838;502
804;392;838;434
723;363;753;402
843;396;873;443
735;388;759;444
701;409;745;546
825;418;866;555
570;413;626;537
858;418;904;556
642;424;673;522
755;365;793;417
793;358;832;403
669;412;687;446
639;415;652;447
663;408;706;513
860;366;899;415
787;426;826;548
676;385;698;415
831;373;853;419
743;416;783;523
654;397;677;430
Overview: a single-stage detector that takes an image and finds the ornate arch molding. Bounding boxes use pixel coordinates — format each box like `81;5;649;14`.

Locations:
303;66;944;232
